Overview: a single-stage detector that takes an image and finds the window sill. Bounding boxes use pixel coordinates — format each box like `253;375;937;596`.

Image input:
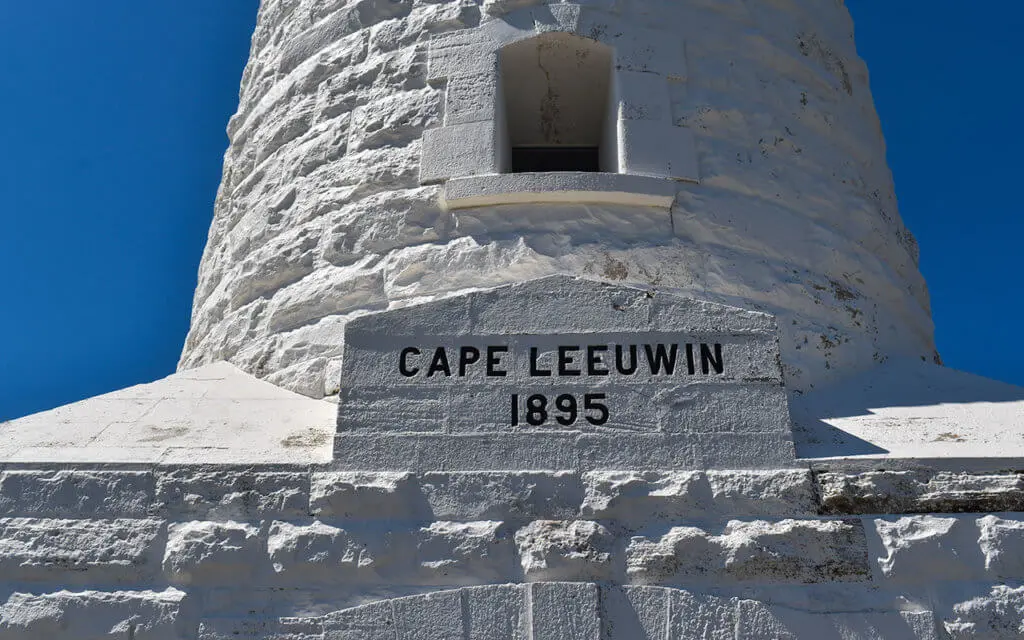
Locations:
442;172;677;210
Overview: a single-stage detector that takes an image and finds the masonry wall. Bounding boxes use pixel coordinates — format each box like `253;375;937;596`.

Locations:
3;465;1024;638
179;0;935;398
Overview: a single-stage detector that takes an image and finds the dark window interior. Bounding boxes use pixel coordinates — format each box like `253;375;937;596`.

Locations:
510;147;601;173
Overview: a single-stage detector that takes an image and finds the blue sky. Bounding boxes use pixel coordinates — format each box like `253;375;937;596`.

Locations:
1;2;1021;420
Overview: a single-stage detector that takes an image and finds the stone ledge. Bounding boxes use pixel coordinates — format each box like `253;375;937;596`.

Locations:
442;172;677;209
5;466;1024;521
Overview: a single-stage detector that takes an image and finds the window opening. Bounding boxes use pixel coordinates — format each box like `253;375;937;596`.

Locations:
499;33;614;174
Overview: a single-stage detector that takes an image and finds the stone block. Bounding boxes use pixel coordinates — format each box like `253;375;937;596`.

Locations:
627;519;870;584
515;520;615;581
719;518;871;583
0;588;186;640
155;470;309;519
393;590;464;640
600;585;667;640
322;600;396;640
945;585;1024;639
736;600;937;639
427;41;496;84
529;582;600;640
581;471;708;522
689;432;797;470
463;584;527;640
419;121;498;184
0;469;153;517
309;472;428;520
349;89;440;153
417;520;515;583
667;589;737;640
706;469;817;517
0;517;164;584
164;521;263;585
978;515;1024;578
331;433;580;471
420;471;583;520
445;73;498;126
338;277;789;471
817;470;1024;515
266;520;380;582
874;515;983;583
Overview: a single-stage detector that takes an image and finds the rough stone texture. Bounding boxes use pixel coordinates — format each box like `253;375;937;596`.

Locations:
977;515;1024;578
580;469;816;522
0;470;153;518
819;470;1024;515
515;520;614;581
945;586;1024;639
179;0;935;400
0;465;1023;634
163;521;263;585
156;469;309;519
266;520;378;582
420;471;582;520
0;518;164;585
873;515;983;583
417;520;514;583
309;471;425;519
736;600;937;640
0;588;187;640
626;518;870;584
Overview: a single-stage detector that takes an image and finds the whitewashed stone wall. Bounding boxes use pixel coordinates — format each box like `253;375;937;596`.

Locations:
179;0;935;398
3;465;1024;638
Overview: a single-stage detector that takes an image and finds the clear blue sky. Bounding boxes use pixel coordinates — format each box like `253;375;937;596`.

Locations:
1;2;1021;420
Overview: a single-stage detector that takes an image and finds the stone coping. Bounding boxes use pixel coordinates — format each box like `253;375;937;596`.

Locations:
3;466;1024;519
3;359;1021;469
442;172;677;209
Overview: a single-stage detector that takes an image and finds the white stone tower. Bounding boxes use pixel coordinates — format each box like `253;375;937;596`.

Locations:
6;2;1024;638
180;0;935;399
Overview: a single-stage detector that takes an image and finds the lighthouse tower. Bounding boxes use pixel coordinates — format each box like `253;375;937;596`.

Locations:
179;0;934;400
3;2;1024;639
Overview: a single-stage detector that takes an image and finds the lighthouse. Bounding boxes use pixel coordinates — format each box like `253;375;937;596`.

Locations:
179;0;934;402
1;2;1023;638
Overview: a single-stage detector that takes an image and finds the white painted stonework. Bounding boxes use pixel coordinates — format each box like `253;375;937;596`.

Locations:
2;0;1024;638
178;0;933;399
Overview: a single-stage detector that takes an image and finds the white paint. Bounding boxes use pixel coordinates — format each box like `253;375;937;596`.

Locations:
0;361;335;464
180;0;934;399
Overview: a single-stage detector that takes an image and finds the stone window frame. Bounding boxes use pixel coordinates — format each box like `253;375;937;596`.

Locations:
421;3;698;210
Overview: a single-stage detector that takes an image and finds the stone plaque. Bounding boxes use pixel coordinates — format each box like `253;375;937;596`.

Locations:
336;276;794;470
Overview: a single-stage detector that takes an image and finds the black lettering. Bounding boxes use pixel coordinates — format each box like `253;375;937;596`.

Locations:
487;346;508;377
399;347;420;377
458;346;480;376
686;343;696;375
426;347;451;377
587;345;609;376
615;344;638;375
700;343;724;375
557;346;582;376
529;347;552;377
644;343;678;375
584;393;609;426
